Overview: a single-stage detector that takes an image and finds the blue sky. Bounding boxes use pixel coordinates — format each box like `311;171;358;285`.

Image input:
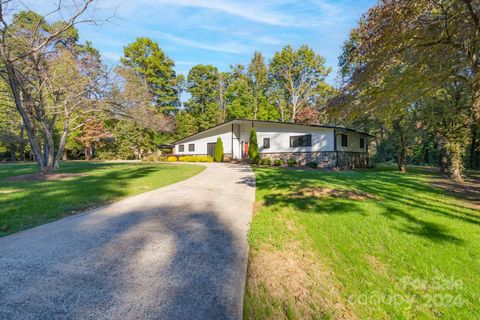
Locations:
30;0;375;85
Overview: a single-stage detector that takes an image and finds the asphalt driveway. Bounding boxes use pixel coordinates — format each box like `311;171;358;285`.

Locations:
0;163;255;320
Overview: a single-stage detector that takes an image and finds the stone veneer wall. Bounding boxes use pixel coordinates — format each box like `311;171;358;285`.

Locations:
260;151;368;169
337;152;368;169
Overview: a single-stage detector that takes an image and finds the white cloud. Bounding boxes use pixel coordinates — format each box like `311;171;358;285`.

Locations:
152;0;294;26
152;31;253;54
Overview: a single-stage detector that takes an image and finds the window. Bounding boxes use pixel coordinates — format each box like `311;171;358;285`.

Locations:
360;138;365;149
290;135;312;147
178;145;184;152
263;138;270;149
188;144;195;152
341;134;348;147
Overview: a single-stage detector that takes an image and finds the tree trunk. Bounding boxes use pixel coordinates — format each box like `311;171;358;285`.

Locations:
84;145;91;160
393;119;407;172
469;124;478;169
396;150;406;172
9;143;16;161
447;142;464;183
55;129;69;164
437;133;449;172
5;63;46;170
19;124;25;161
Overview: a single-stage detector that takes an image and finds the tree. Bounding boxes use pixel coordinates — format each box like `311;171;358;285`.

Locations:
226;75;255;119
214;137;224;162
246;52;278;120
334;1;477;180
185;65;221;131
77;118;110;160
248;128;260;164
269;45;331;123
0;3;102;173
174;110;197;139
0;80;26;161
121;37;179;114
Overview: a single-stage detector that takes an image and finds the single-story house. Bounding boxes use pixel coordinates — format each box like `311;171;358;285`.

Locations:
173;119;372;168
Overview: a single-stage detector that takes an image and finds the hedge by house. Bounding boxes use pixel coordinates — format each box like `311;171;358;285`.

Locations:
178;155;213;162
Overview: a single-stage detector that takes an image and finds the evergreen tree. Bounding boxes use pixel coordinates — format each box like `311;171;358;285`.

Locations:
121;37;179;114
248;128;260;164
185;65;221;131
214;137;224;162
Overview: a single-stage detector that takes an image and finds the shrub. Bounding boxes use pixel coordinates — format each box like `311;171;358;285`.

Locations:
287;159;297;167
306;161;318;168
167;156;178;162
273;159;283;166
260;158;271;166
248;128;260;164
144;155;156;162
178;155;213;162
214;137;224;162
260;158;272;166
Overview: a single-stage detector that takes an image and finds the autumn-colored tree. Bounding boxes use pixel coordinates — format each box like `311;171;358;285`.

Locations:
77;118;110;160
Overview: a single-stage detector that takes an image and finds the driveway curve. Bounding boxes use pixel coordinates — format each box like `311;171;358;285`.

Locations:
0;163;255;320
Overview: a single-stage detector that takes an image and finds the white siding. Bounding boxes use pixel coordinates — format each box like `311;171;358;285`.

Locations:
336;131;367;152
175;125;233;155
173;120;368;159
253;122;334;153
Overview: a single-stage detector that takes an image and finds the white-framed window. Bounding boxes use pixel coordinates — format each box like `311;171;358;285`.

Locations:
360;138;365;149
188;144;195;151
179;145;184;152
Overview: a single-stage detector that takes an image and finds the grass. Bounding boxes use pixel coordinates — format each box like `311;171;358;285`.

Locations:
0;161;205;237
244;165;480;319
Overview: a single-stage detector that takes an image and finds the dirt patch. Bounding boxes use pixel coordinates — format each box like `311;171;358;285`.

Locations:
295;187;377;201
365;254;388;277
5;173;87;182
252;200;264;215
245;218;357;320
431;177;480;210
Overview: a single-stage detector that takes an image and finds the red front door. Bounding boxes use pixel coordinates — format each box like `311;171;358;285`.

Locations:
242;142;249;158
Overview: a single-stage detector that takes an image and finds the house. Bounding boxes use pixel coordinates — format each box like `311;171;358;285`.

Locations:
173;119;372;168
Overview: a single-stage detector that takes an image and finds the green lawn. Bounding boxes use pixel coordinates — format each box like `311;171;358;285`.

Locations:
244;166;480;319
0;161;204;237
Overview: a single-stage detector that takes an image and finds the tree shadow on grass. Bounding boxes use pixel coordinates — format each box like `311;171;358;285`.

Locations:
263;192;367;216
255;167;472;244
0;163;194;236
381;204;463;244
